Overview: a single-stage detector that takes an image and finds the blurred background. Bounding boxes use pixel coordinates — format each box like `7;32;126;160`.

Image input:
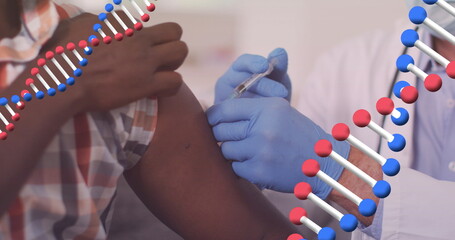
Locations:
53;0;408;239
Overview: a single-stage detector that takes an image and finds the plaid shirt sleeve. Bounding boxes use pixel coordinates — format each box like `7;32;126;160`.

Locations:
0;1;159;239
93;98;159;170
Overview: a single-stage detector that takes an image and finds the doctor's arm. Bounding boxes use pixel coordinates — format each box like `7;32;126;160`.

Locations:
124;83;298;240
298;45;455;238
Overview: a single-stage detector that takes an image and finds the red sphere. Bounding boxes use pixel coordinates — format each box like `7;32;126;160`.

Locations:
446;61;455;79
332;123;350;141
66;42;76;51
287;234;305;240
78;40;88;49
294;182;312;200
0;132;7;140
302;159;320;177
289;207;307;225
353;109;371;127
424;74;442;92
141;14;150;22
30;68;39;76
21;90;30;97
37;58;46;67
401;86;419;104
376;97;394;115
115;33;124;41
134;22;143;31
45;51;55;59
11;113;20;122
16;102;25;110
25;78;34;86
103;36;112;44
315;139;333;157
6;123;14;132
55;46;65;54
125;28;134;37
91;38;100;47
147;3;156;12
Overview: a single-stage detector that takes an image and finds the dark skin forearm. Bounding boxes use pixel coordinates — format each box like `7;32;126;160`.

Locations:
125;83;298;240
0;68;82;216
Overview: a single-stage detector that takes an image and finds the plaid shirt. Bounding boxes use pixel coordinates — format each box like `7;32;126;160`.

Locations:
0;1;158;239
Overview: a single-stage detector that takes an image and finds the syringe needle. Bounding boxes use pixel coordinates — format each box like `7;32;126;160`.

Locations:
229;58;278;99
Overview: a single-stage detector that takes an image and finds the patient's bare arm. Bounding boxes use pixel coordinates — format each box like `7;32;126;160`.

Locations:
124;84;298;240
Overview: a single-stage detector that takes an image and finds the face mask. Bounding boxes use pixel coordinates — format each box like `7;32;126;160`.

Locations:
405;0;455;37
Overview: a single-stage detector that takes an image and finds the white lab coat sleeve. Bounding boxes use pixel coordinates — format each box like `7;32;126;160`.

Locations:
295;47;339;131
379;168;455;239
295;37;368;137
349;166;455;240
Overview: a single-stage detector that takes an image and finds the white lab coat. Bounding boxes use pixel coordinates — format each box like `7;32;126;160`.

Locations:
264;21;455;240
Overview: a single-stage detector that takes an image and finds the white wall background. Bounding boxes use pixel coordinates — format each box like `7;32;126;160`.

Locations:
54;0;407;105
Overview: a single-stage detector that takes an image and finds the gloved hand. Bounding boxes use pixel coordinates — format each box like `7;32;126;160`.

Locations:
207;97;351;199
214;48;292;104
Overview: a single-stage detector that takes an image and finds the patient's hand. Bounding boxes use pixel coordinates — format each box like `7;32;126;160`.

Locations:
42;13;188;113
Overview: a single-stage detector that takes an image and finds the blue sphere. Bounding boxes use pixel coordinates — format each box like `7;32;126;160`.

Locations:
105;3;114;12
401;29;419;47
58;83;67;92
23;93;32;102
423;0;438;4
74;69;83;77
36;91;45;99
67;77;75;86
84;47;93;55
393;81;411;98
409;6;427;24
383;158;401;176
396;55;415;72
98;13;107;21
391;108;409;126
93;23;102;32
388;134;406;152
359;199;377;217
0;97;8;106
11;95;20;104
48;88;56;96
373;180;391;198
88;35;97;42
80;58;88;67
318;227;336;240
340;214;358;232
113;0;122;5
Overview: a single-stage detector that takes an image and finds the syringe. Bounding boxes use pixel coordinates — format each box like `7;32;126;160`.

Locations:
229;58;278;99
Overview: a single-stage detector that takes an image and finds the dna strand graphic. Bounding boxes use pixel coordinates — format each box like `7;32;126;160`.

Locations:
1;0;452;239
0;0;157;140
287;0;455;239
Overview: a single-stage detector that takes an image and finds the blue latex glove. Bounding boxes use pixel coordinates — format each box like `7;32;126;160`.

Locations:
214;48;292;104
207;97;351;199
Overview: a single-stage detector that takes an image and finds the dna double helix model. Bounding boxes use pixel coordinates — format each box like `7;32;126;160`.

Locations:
287;0;455;239
0;0;157;140
1;0;453;239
